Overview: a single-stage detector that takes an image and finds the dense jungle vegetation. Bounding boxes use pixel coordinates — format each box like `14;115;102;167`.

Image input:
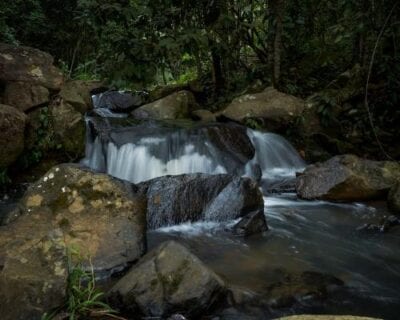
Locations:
1;0;400;159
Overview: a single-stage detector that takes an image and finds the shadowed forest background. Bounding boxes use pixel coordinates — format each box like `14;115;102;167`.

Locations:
1;0;399;161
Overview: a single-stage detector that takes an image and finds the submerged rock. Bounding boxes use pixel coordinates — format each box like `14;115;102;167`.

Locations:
109;241;226;318
220;87;304;127
138;174;264;229
0;42;64;90
296;155;400;201
132;90;197;120
0;104;27;168
265;269;344;309
387;183;400;214
0;164;147;319
232;210;268;236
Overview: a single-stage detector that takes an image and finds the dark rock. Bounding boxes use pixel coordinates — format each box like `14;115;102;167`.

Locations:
296;155;400;201
277;316;381;320
388;183;400;214
109;241;226;318
50;101;86;158
149;83;188;102
357;215;400;234
192;109;216;122
232;210;268;236
220;87;304;127
95;90;147;112
0;104;27;168
132;90;197;120
58;80;105;114
0;42;64;90
138;174;264;229
265;269;344;308
3;81;49;112
0;164;147;320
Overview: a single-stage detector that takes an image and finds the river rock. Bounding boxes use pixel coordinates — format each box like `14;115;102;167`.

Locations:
0;104;27;168
3;81;49;112
296;155;400;201
0;164;147;320
265;269;344;308
109;241;226;318
192;109;216;122
387;183;400;214
94;90;147;112
59;80;104;113
50;101;86;158
0;42;64;90
220;87;304;126
148;83;188;102
232;210;268;236
137;174;264;229
132;90;196;120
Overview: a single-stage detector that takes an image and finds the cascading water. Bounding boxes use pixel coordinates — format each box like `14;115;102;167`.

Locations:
82;116;305;186
81;94;400;320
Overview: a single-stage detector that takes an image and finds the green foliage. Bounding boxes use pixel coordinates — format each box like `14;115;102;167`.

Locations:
0;168;11;187
42;248;119;320
18;107;61;170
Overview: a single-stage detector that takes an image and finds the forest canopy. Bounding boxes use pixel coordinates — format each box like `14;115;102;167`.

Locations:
1;0;400;158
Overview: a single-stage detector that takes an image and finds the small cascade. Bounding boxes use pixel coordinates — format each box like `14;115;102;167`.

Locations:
82;114;305;187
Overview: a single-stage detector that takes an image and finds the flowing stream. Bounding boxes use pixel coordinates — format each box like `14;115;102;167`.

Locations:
81;101;400;319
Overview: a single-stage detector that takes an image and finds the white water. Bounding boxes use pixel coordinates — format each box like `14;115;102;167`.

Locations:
83;123;305;185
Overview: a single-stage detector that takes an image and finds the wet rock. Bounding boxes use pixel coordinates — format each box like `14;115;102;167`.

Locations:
265;269;344;308
109;241;226;318
3;81;49;112
277;316;381;320
138;174;264;229
0;42;64;90
204;123;255;166
50;101;86;158
357;215;400;234
232;210;268;236
220;87;304;127
149;83;188;102
0;164;147;320
387;183;400;214
132;90;197;120
192;109;216;122
0;104;27;168
59;80;104;114
296;155;400;201
94;90;147;112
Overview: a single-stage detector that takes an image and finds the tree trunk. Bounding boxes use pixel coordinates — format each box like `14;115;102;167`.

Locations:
272;0;284;88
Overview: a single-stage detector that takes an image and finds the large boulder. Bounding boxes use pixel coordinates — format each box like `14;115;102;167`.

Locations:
109;241;226;318
0;42;64;90
296;155;400;201
137;174;264;229
3;81;49;112
132;90;196;120
93;90;147;113
220;87;304;126
0;104;27;168
0;164;147;319
50;101;86;158
58;80;104;114
388;183;400;214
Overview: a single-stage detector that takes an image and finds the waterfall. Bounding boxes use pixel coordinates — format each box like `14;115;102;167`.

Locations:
82;116;305;187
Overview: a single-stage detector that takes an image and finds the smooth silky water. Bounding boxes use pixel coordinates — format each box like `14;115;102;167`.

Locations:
82;105;400;319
